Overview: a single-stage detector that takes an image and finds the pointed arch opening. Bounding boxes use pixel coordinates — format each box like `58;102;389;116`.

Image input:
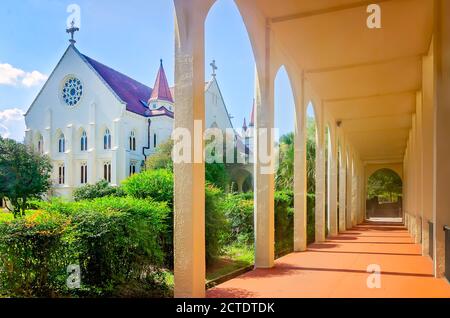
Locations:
306;102;317;244
204;0;256;279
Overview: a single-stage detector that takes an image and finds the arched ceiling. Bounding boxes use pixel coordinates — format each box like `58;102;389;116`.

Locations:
237;0;432;162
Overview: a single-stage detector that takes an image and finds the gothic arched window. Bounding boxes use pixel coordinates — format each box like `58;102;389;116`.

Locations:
58;164;65;184
80;162;88;184
37;134;44;154
104;129;112;150
80;131;88;151
129;131;136;151
58;133;65;153
103;162;111;183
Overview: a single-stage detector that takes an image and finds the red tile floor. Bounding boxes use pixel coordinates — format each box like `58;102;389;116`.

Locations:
207;220;450;298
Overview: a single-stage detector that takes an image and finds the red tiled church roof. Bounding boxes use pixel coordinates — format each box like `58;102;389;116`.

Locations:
149;59;174;103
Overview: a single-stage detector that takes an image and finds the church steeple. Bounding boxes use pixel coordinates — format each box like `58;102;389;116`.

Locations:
249;99;255;127
149;59;173;103
242;118;247;131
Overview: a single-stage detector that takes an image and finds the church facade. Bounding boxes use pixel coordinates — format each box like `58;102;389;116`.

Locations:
24;43;253;198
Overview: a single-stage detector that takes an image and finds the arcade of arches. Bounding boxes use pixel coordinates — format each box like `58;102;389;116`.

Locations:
172;0;450;297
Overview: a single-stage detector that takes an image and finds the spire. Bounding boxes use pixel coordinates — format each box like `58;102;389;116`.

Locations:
249;99;255;127
149;59;173;103
242;117;247;131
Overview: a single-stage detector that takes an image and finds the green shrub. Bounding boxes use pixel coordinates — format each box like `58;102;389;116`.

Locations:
307;193;315;244
0;211;73;297
69;197;169;295
274;190;294;256
205;184;228;265
122;169;173;206
0;197;171;297
221;194;254;245
73;180;124;201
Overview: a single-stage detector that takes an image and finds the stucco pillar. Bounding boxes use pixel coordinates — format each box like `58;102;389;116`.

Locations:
327;127;338;236
433;0;450;278
414;93;424;244
315;110;326;242
338;136;347;232
294;72;308;251
173;0;213;297
421;46;434;257
253;27;275;268
346;152;353;229
351;159;358;227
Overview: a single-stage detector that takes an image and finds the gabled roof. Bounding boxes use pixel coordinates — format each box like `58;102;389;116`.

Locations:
81;53;153;117
149;60;173;103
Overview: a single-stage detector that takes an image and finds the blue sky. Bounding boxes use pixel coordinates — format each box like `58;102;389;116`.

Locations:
0;0;296;142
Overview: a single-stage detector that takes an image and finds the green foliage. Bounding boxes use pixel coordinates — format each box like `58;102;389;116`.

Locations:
205;184;228;265
0;137;52;217
0;210;73;297
307;193;315;244
221;193;254;245
275;117;316;194
122;169;174;205
145;140;174;171
73;180;124;201
0;197;171;297
144;138;230;190
274;190;294;255
206;163;230;191
367;169;402;202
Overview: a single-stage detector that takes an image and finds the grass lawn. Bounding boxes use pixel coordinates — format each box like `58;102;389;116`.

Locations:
206;244;254;282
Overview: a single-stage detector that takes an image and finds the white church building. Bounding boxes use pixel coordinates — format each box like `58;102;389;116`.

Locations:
24;37;254;198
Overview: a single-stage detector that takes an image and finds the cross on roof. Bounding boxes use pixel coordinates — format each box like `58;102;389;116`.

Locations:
210;60;218;77
66;19;80;45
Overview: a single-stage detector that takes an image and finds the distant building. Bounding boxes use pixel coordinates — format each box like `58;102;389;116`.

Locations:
24;41;253;198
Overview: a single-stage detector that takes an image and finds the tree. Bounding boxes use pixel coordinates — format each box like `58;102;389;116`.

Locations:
145;138;230;191
0;137;52;217
275;117;316;194
367;168;402;202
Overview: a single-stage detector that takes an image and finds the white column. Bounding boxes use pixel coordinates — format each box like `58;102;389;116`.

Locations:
338;135;347;232
315;107;326;242
433;0;450;278
421;46;434;257
294;72;308;251
254;25;275;268
173;0;213;297
327;127;338;236
346;150;353;229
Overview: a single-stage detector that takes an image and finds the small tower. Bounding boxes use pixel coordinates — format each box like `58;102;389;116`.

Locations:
243;99;255;162
148;59;174;111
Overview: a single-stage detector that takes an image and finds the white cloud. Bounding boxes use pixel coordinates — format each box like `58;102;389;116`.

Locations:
22;70;48;87
0;63;25;85
0;63;47;87
0;108;26;141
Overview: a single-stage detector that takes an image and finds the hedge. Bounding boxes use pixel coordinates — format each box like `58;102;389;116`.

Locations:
0;197;171;297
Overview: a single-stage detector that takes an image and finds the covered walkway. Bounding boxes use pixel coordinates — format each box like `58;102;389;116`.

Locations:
207;220;450;298
172;0;450;297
